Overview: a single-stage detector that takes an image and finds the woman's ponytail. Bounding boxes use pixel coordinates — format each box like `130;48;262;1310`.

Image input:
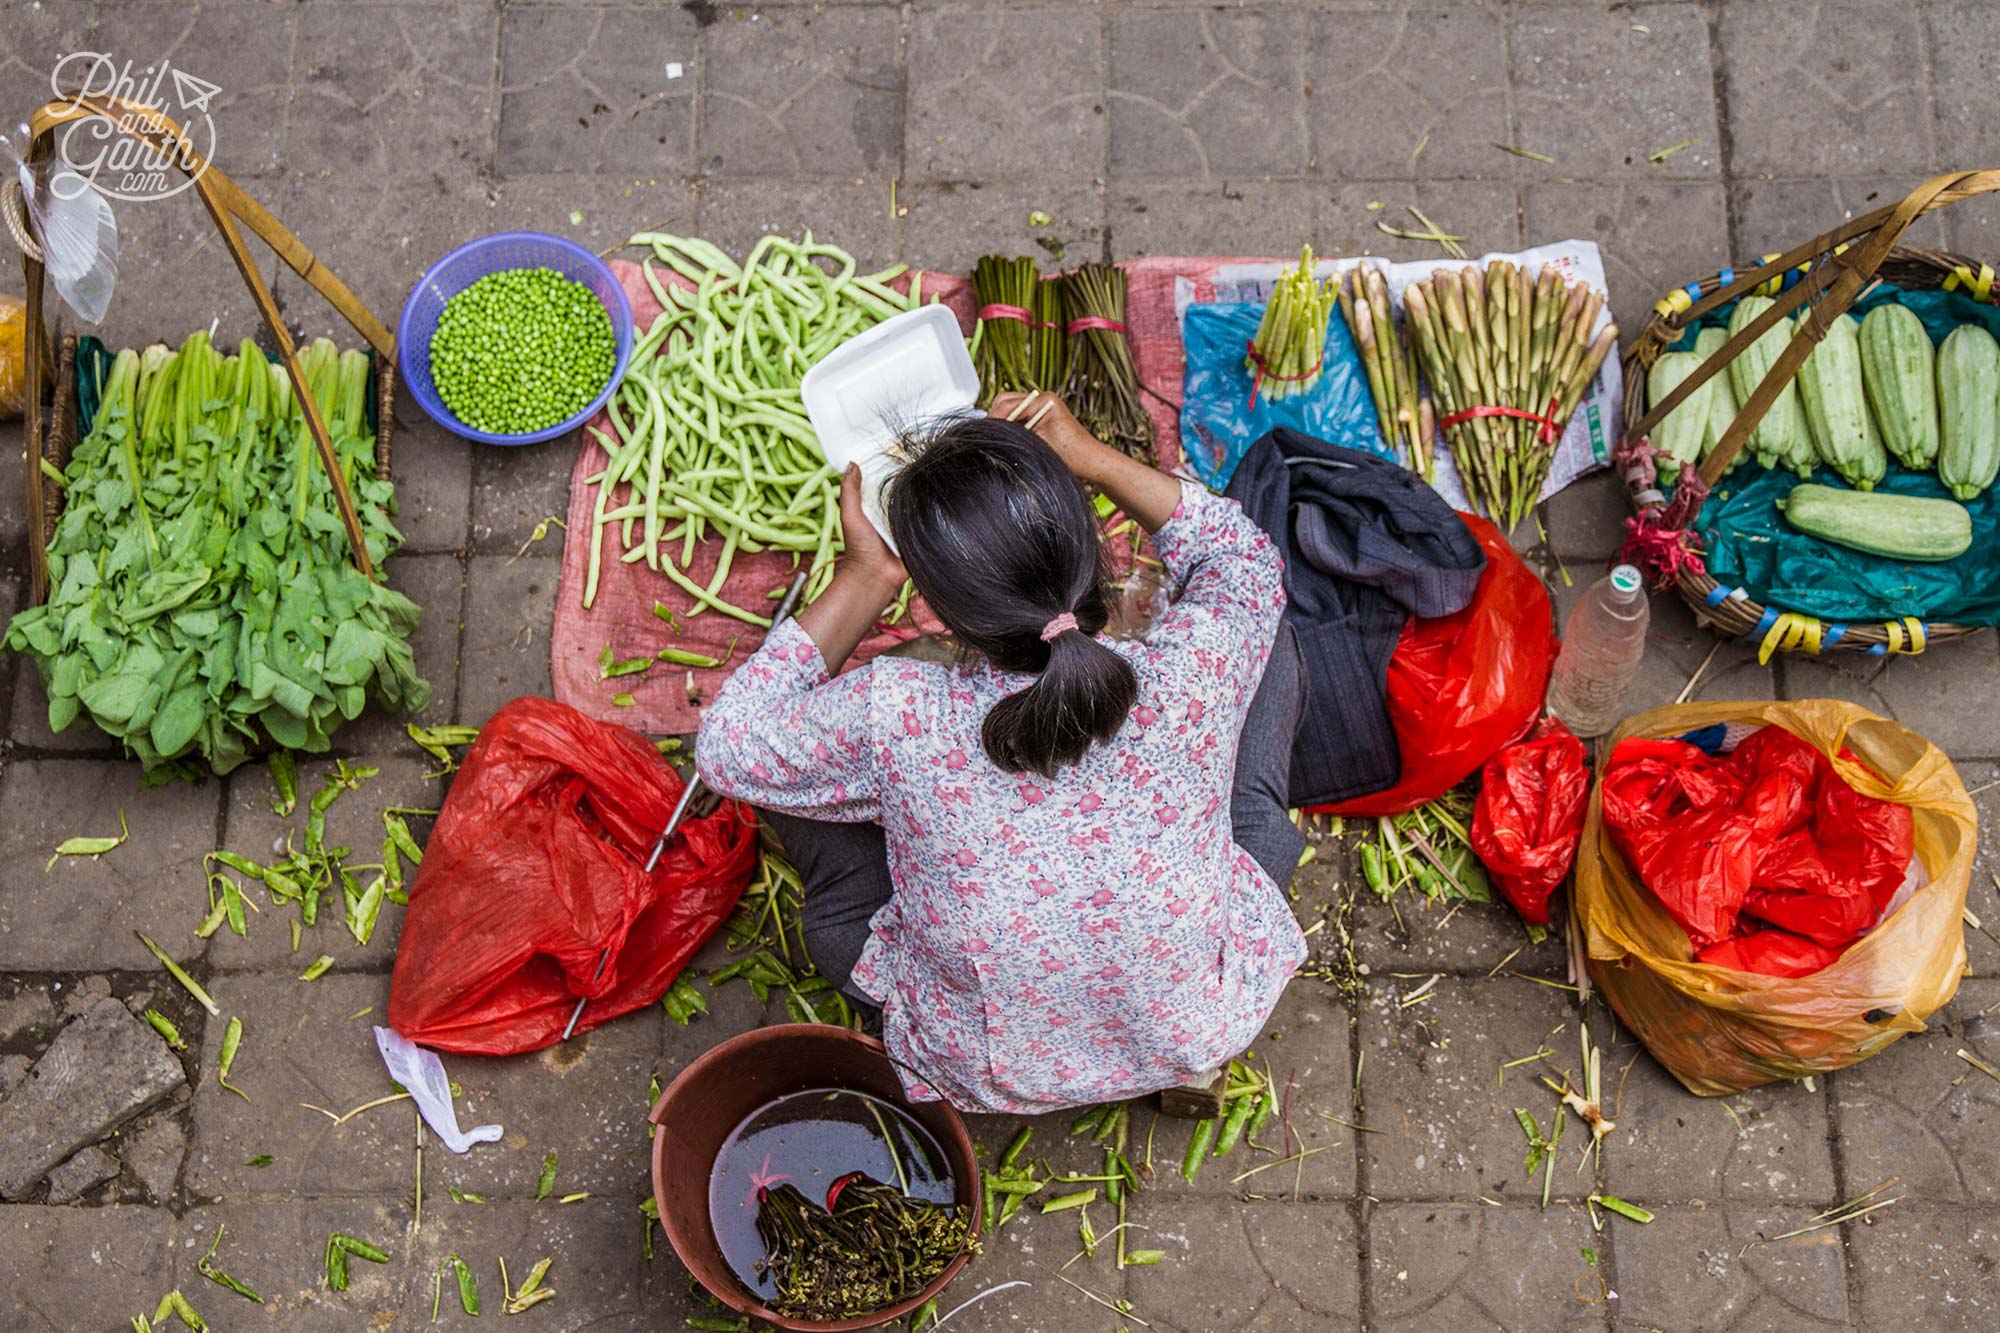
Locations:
886;416;1140;777
982;614;1138;778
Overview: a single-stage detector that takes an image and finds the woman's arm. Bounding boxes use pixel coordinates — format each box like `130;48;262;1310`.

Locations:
987;392;1181;532
794;464;908;674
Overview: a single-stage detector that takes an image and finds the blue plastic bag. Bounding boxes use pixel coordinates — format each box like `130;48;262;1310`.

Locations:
1179;301;1385;490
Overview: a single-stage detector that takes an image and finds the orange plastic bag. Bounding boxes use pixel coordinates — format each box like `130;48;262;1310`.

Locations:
1311;513;1555;818
1575;699;1975;1096
0;293;24;419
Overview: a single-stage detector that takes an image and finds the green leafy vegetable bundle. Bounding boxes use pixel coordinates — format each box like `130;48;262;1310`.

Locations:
4;332;430;772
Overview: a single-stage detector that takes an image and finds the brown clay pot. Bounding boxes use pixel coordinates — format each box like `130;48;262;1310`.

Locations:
648;1022;981;1330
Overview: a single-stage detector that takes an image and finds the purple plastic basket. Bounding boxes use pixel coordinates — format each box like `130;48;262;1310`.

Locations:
398;231;634;446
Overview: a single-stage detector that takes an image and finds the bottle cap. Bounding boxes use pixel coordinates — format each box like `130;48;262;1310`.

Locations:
1609;565;1643;595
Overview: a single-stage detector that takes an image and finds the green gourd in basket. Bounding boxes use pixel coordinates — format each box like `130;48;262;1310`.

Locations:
1858;303;1939;468
1798;313;1886;490
1938;324;2000;500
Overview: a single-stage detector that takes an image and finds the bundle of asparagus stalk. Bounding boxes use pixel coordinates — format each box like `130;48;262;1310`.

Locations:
1245;245;1338;404
1061;262;1156;461
1340;265;1432;478
1402;261;1617;528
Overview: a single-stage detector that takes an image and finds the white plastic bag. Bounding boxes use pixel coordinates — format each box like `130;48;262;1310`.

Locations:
5;124;118;325
374;1027;502;1155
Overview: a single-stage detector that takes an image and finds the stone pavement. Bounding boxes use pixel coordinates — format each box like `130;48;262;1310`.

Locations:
3;1;2000;1329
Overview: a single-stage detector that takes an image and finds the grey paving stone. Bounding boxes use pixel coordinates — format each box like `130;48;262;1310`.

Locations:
1511;5;1721;181
0;996;186;1199
334;553;466;753
936;1216;1127;1333
1539;466;1629;563
0;460;24;607
1111;7;1308;180
1719;1;1936;179
497;5;700;175
458;555;559;725
394;1197;659;1328
1365;1201;1607;1331
1779;630;2000;760
1524;182;1731;338
1551;571;1778;717
0;1203;175;1331
1963;776;2000;976
0;1056;30;1101
184;971;405;1199
1605;1040;1838;1205
287;4;499;178
95;0;293;175
121;1111;188;1206
900;180;1105;277
430;1006;664;1201
907;7;1104;182
45;1144;120;1204
1320;179;1524;263
1142;979;1356;1202
8;655;119;753
485;172;698;257
1308;5;1511;181
1610;1206;1851;1330
1944;191;2000;266
0;984;57;1044
472;436;581;555
699;5;900;178
382;405;476;556
1357;977;1583;1202
1930;3;2000;169
1350;893;1568;978
0;760;221;971
0;0;90;83
1731;175;1950;261
76;185;284;356
169;1197;412;1328
207;752;442;970
660;970;771;1084
1830;978;2000;1206
1107;182;1320;263
1849;1205;2000;1330
697;177;904;266
1125;1196;1359;1332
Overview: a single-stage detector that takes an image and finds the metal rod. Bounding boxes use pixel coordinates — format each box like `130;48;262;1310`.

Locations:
561;571;813;1042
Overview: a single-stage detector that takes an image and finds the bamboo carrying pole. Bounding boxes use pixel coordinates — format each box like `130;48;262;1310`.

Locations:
17;93;396;601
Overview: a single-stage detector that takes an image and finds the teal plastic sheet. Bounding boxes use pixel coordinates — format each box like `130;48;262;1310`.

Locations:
1179;301;1384;490
1675;283;2000;627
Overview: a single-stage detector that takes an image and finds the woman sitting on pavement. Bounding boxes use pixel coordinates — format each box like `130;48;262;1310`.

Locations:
696;394;1305;1114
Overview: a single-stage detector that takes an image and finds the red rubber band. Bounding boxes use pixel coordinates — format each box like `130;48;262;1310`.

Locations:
825;1170;866;1211
1244;339;1325;410
1438;397;1565;446
1065;315;1128;335
977;303;1059;330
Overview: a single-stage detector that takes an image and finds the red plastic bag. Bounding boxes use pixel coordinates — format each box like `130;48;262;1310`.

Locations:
1312;513;1556;817
388;698;759;1055
1696;929;1844;980
1470;719;1590;926
1600;724;1916;958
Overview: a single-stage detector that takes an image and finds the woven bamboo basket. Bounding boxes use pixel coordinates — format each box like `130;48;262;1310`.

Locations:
14;91;398;604
1617;171;2000;659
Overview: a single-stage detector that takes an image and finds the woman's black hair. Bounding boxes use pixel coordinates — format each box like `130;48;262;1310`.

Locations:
886;416;1137;778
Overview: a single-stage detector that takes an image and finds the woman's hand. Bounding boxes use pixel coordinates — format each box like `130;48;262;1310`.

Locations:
987;391;1099;479
791;465;906;675
987;392;1182;533
837;463;905;593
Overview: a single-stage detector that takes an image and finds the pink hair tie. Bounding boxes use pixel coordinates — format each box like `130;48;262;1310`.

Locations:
1039;612;1079;643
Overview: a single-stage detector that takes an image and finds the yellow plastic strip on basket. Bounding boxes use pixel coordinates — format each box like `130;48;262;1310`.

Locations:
1757;611;1817;664
1885;617;1927;654
1944;262;1996;303
1655;287;1695;319
1758;253;1785;295
1884;619;1906;655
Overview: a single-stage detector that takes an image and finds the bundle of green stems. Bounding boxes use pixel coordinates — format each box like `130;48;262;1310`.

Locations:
1401;261;1618;528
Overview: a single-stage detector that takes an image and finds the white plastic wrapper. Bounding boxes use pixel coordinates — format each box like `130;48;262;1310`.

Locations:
5;124;119;326
374;1026;503;1155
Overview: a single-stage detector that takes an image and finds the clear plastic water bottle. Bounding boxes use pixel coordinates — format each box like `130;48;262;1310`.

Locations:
1547;565;1650;738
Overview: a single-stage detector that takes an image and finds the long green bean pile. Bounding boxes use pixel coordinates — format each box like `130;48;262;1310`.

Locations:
583;234;921;623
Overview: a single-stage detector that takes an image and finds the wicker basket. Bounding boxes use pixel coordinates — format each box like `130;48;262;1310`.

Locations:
1617;171;2000;659
15;91;397;604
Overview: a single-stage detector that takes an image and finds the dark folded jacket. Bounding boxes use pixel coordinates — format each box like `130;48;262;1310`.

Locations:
1224;428;1486;806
